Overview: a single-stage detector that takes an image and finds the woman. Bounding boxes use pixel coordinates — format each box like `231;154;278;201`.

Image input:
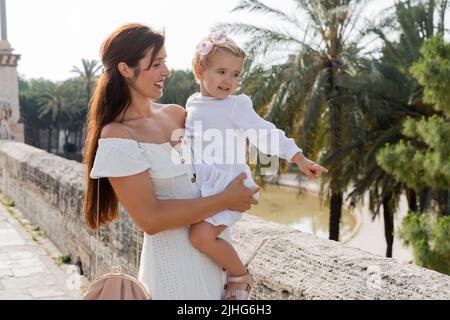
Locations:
83;23;259;299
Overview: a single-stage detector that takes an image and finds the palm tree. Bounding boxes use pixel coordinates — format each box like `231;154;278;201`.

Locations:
71;59;101;100
340;57;428;257
38;84;66;153
217;0;372;241
19;91;44;148
374;1;450;198
368;0;449;109
342;0;449;256
59;77;89;156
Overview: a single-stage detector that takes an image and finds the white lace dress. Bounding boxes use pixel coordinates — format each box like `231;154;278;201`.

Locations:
90;138;229;299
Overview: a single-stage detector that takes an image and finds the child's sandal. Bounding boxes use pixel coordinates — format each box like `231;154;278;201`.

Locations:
223;272;253;300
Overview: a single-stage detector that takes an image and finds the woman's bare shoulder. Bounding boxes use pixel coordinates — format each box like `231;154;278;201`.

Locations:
162;103;186;115
100;122;130;139
156;103;187;123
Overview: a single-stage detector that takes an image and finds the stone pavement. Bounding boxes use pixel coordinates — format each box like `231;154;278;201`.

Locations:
0;201;83;300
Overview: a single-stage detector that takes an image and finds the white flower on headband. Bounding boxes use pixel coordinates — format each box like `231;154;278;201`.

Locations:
211;31;227;44
197;31;228;56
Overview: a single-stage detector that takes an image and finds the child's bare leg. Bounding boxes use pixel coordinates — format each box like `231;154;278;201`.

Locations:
189;222;247;277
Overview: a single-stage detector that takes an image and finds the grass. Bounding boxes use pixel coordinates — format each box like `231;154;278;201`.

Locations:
0;192;73;270
31;225;45;238
1;196;18;220
0;193;48;241
3;199;15;207
55;253;71;266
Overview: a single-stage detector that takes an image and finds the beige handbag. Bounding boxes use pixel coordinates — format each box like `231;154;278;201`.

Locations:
82;180;151;300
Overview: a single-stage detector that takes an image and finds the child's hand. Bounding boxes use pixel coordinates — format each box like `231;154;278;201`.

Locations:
291;152;329;181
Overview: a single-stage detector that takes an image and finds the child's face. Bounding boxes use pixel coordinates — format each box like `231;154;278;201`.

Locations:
198;52;244;100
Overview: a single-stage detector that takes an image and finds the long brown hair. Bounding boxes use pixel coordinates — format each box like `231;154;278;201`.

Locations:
83;23;164;229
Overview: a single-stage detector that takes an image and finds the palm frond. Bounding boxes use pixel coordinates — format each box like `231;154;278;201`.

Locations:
240;64;290;114
213;22;303;57
363;126;402;165
301;69;328;157
231;0;301;27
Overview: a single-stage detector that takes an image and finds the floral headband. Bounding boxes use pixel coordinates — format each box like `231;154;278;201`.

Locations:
197;31;227;56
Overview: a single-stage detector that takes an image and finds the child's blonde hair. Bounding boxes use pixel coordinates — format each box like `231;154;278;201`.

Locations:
192;33;247;68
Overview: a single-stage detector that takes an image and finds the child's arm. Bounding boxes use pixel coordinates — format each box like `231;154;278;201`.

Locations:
231;95;300;162
231;95;328;180
291;152;328;181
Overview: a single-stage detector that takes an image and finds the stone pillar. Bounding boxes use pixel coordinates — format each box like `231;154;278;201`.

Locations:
0;0;7;41
0;0;23;142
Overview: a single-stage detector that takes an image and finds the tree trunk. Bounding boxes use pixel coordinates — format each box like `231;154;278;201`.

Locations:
437;189;450;217
32;127;37;146
329;192;342;241
383;196;394;258
326;56;344;242
328;98;343;241
55;127;60;155
77;127;83;151
24;126;32;146
438;0;447;34
47;127;52;152
405;187;418;213
419;187;432;213
64;129;69;145
36;128;41;148
80;124;87;151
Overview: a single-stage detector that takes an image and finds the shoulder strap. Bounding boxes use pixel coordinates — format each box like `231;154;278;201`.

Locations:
95;180;99;278
123;127;144;276
124;127;142;149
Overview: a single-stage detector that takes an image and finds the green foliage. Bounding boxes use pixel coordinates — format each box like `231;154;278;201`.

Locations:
377;115;450;191
20;77;87;125
31;225;45;238
383;32;450;272
410;34;450;117
399;211;450;275
18;75;29;91
71;59;101;99
158;69;198;106
3;199;15;207
56;253;71;265
376;35;450;193
19;75;91;154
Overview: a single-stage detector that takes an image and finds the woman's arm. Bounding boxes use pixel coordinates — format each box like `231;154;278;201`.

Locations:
108;171;258;235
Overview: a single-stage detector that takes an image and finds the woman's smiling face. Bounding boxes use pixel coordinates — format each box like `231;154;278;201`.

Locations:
129;46;170;100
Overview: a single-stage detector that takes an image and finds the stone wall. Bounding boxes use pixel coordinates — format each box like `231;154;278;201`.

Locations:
0;140;137;280
1;140;450;299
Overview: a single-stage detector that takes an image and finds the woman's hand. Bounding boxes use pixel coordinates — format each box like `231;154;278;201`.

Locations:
224;173;260;212
292;152;329;181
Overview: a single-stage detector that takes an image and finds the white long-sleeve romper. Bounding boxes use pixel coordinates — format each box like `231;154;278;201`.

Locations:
185;93;302;227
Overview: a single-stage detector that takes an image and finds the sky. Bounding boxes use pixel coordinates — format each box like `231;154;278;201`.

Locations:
5;0;395;82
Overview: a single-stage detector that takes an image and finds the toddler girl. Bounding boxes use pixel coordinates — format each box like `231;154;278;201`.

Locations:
183;32;328;300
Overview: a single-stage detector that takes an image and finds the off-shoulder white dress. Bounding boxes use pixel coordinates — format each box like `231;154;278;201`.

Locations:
90;138;229;299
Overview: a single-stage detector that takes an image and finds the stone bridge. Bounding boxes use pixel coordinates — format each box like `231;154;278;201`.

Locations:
1;140;450;299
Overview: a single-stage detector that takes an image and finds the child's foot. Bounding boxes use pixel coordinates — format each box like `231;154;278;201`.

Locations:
223;271;253;300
